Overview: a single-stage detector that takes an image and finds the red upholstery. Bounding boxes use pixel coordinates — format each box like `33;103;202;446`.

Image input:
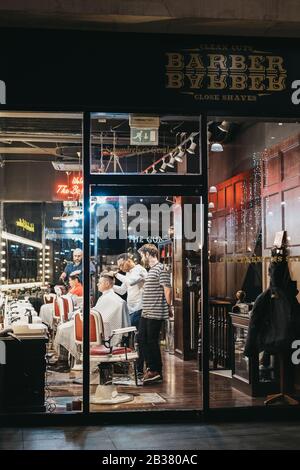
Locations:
74;312;98;343
62;297;70;322
75;312;83;342
54;298;60;318
90;345;132;356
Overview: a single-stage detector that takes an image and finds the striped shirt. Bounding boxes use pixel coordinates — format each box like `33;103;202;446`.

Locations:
142;262;171;320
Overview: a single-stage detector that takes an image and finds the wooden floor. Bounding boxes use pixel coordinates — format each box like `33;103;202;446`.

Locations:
46;350;266;412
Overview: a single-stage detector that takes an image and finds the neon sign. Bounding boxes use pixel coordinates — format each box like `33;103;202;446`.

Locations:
16;218;35;233
55;175;83;200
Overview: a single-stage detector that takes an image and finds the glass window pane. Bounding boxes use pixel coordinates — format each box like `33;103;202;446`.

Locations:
89;193;203;412
208;118;300;408
0;112;83;414
90;113;201;174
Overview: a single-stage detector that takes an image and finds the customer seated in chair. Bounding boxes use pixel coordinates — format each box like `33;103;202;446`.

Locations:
93;271;130;347
68;273;83;297
49;271;130;373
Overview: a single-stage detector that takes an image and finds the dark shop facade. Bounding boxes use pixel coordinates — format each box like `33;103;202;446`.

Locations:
1;28;300;424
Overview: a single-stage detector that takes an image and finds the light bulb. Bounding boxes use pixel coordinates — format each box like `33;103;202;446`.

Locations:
209;186;217;193
208;202;215;209
211;142;223;152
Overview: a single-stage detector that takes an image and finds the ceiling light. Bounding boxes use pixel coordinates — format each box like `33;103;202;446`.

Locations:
159;158;167;172
208;202;215;209
174;147;185;162
211;143;223;152
278;122;283;126
187;137;197;154
208;212;213;218
167;155;176;168
209;186;217;193
218;121;230;133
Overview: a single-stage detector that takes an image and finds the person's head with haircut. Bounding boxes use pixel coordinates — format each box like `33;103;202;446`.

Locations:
97;271;115;293
116;253;128;270
69;273;81;289
73;248;83;265
117;252;136;272
138;243;159;267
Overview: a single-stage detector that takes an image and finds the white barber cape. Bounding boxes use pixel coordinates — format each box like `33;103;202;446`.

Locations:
40;303;54;327
93;289;130;346
54;319;77;358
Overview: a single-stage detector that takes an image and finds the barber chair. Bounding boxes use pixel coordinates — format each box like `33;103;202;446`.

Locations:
57;295;74;323
43;293;56;304
74;310;139;404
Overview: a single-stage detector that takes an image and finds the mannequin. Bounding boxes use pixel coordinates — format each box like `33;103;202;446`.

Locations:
245;244;300;405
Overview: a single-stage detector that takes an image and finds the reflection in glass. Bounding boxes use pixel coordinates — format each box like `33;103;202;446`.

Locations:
90;113;201;175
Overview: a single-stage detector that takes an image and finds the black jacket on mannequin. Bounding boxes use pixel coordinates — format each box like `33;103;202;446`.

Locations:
244;253;300;357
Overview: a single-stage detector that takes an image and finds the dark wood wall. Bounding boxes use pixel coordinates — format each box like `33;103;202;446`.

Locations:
262;133;300;299
209;170;262;302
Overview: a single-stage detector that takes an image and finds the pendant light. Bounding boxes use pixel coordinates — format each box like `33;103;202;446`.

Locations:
174;147;185;162
211;142;223;152
217;121;230;133
187;136;197;154
167;154;176;168
159;158;168;172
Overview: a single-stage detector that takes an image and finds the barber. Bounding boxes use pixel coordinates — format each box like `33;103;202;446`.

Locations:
59;248;83;283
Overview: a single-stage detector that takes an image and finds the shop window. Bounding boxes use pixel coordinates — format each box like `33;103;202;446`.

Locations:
88;193;203;411
0;112;83;414
208;118;300;408
90;113;201;175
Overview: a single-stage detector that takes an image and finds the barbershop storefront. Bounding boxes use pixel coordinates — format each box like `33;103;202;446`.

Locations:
1;29;300;424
